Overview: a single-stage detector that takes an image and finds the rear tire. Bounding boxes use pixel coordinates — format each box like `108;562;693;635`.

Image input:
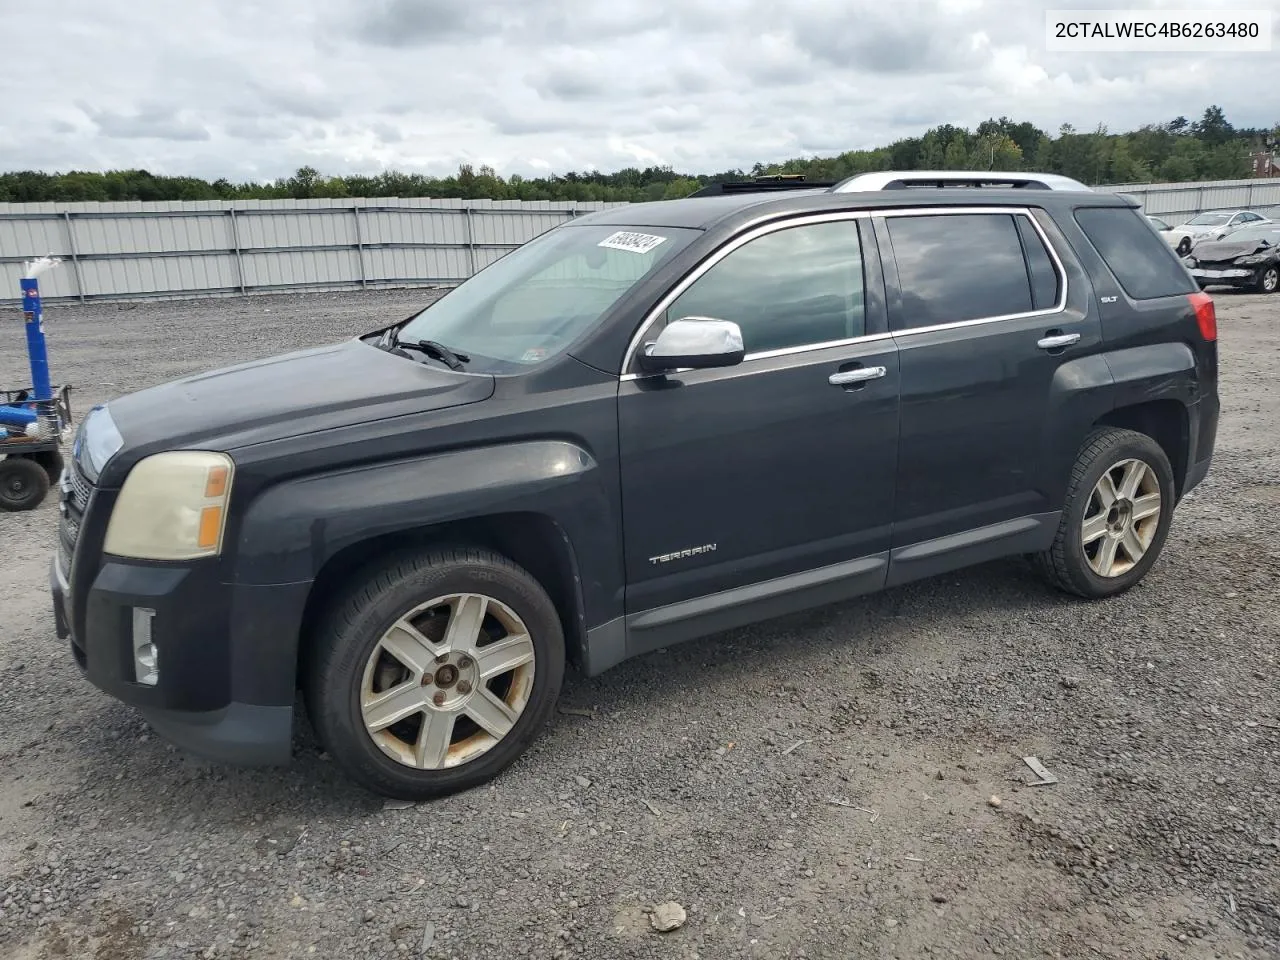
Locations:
1033;428;1175;599
304;545;565;800
0;456;50;511
1256;265;1279;294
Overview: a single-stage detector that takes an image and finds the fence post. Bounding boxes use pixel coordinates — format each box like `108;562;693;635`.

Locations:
61;212;85;302
463;205;477;279
352;204;367;288
228;208;246;294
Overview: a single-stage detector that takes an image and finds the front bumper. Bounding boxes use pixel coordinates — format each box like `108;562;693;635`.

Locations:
51;551;308;767
1189;267;1253;284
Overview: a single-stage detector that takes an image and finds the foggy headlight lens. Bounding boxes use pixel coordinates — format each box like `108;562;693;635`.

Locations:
104;451;235;561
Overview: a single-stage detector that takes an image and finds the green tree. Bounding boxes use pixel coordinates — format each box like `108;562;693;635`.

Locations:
1191;105;1234;146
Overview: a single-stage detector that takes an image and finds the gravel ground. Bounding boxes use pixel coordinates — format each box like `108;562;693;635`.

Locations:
1;287;1278;960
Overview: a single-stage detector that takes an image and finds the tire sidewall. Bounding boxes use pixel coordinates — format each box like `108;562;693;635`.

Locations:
1259;266;1279;294
1059;434;1176;598
0;457;50;511
310;552;565;799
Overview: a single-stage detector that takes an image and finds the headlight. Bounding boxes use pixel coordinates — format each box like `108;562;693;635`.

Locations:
76;405;124;483
104;451;235;561
1237;254;1269;265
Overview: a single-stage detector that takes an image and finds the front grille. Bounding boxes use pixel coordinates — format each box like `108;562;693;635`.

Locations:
57;460;95;580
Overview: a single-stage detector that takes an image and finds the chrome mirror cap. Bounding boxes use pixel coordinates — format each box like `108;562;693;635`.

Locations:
639;317;745;372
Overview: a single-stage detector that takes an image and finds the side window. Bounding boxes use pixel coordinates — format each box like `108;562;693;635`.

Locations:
664;220;865;355
1074;206;1198;300
886;213;1034;331
1015;215;1061;311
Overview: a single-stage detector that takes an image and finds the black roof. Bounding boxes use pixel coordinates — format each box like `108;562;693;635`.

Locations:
571;186;1139;233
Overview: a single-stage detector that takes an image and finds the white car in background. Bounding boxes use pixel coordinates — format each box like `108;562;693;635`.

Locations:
1165;210;1273;256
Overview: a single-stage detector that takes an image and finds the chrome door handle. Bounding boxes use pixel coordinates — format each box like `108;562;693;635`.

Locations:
1037;333;1080;350
828;366;887;386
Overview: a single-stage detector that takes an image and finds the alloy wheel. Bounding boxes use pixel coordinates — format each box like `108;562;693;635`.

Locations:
359;593;536;769
1081;458;1162;578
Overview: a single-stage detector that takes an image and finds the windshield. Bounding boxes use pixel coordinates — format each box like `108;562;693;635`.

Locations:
393;223;698;371
1213;226;1280;243
1187;213;1232;226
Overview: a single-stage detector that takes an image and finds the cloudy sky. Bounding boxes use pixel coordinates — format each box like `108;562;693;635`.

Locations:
0;0;1274;182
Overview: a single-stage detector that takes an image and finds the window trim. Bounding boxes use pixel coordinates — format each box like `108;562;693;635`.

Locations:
620;205;1068;379
878;207;1069;337
620;211;878;380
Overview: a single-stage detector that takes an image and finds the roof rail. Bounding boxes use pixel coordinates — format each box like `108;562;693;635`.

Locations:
687;175;837;198
830;171;1091;193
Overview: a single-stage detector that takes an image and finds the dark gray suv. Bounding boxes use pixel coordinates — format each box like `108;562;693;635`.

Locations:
51;170;1220;799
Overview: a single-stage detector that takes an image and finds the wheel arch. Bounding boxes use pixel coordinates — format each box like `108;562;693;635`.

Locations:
297;511;589;684
1093;399;1190;497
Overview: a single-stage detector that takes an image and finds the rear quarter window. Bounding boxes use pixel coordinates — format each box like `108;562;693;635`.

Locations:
1073;206;1197;300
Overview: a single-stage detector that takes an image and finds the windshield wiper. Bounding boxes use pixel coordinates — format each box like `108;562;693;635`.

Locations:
394;338;471;370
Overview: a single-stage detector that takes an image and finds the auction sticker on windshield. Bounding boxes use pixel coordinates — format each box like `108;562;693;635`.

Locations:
598;231;667;254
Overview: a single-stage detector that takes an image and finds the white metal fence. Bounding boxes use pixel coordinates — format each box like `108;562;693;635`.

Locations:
3;177;1279;303
1095;176;1280;225
0;198;626;304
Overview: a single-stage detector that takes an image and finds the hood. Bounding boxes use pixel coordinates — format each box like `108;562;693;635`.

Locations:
106;338;495;458
1192;239;1276;262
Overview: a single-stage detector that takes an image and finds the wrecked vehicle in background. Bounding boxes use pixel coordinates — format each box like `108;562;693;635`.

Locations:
1183;224;1280;294
1166;209;1273;256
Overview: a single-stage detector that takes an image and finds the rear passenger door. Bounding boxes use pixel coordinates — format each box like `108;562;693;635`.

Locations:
875;208;1102;584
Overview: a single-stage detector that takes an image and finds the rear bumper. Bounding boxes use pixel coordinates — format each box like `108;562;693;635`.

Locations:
51;551;307;767
1182;393;1219;498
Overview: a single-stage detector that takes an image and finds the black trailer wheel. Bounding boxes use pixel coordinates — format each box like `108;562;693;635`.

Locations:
0;456;50;512
30;450;65;484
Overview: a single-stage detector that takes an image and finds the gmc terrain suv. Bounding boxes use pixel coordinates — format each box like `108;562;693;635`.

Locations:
50;170;1220;800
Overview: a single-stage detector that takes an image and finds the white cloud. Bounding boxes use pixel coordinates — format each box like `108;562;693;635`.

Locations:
0;0;1271;182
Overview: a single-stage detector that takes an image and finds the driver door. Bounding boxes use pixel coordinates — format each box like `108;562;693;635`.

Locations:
616;216;900;646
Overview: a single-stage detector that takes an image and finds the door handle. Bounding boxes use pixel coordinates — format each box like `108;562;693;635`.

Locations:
828;366;887;386
1037;332;1080;351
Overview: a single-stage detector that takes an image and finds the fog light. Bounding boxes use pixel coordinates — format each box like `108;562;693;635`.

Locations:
132;607;158;686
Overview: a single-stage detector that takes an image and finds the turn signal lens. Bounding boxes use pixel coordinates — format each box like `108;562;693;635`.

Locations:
205;465;229;498
197;506;224;550
1188;291;1216;342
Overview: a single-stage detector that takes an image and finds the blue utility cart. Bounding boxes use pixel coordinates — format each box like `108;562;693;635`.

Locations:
1;257;72;511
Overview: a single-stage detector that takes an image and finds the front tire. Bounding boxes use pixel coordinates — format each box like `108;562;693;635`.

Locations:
304;546;565;801
1176;237;1192;256
1256;265;1279;294
1033;428;1175;599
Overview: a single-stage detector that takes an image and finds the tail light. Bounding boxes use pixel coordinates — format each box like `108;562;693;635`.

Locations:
1188;291;1216;341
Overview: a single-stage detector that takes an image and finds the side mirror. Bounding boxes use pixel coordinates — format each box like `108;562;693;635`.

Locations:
638;317;745;373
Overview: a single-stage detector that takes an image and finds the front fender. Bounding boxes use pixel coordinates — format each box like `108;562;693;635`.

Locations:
232;440;615;615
